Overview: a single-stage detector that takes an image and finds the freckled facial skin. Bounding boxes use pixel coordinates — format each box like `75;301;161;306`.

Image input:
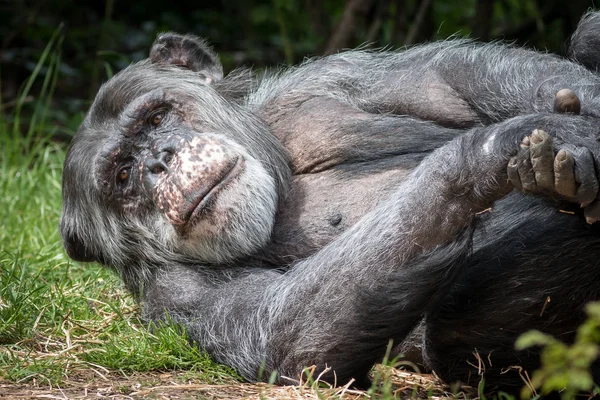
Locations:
139;132;278;263
148;136;239;229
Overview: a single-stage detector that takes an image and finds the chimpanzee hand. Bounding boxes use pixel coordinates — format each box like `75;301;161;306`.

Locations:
508;129;600;223
508;89;600;223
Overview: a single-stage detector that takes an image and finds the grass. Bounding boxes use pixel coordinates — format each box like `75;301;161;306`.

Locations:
0;33;485;399
0;32;243;398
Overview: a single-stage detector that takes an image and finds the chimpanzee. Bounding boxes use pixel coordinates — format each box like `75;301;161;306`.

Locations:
60;11;600;394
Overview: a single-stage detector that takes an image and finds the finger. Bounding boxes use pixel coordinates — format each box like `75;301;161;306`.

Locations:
517;137;537;192
508;157;522;190
569;146;599;206
529;129;554;190
554;150;577;198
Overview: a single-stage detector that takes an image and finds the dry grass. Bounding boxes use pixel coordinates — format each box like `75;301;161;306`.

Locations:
1;289;473;399
0;367;465;399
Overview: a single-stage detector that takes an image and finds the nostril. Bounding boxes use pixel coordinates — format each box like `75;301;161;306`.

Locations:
147;150;174;175
148;159;169;175
162;152;173;166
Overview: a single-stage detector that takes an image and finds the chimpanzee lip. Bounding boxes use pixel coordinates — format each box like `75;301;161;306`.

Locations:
180;157;245;235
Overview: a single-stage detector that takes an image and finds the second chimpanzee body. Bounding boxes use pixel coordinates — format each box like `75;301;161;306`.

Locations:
61;12;600;394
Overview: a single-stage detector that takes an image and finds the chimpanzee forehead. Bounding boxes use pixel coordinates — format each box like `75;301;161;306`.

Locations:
88;61;160;123
87;60;205;125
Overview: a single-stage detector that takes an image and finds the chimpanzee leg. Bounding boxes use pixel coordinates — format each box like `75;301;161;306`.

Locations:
424;199;600;393
425;131;600;394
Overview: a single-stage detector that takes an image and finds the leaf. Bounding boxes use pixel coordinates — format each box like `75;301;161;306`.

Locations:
515;330;554;350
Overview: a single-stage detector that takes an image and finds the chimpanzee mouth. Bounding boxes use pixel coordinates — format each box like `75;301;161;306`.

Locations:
180;157;245;235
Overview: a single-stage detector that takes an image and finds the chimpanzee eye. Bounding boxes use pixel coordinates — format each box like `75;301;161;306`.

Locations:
117;167;130;184
148;109;167;126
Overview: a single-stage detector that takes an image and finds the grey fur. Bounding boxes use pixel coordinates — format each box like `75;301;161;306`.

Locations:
61;15;600;394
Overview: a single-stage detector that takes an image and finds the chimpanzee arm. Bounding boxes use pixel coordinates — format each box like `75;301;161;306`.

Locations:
257;40;600;133
380;42;600;123
143;112;600;385
417;42;600;122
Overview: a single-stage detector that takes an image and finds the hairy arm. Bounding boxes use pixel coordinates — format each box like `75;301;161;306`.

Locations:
257;40;600;134
143;112;600;385
417;42;600;122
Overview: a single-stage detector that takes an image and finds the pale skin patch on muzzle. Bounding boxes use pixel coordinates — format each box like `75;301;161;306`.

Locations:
150;136;235;229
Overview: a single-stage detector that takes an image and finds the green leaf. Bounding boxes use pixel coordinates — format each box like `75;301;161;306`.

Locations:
515;330;554;350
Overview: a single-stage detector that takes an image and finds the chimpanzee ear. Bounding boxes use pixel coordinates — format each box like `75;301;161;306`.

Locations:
150;32;224;83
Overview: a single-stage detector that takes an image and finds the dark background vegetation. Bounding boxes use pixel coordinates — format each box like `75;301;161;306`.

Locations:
1;0;598;138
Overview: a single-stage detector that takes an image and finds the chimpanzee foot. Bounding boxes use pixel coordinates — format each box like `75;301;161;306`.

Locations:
508;129;600;223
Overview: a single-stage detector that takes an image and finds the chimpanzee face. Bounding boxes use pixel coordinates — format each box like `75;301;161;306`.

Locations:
60;39;290;272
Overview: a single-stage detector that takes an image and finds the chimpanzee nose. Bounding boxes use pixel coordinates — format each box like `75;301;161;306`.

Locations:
147;150;173;175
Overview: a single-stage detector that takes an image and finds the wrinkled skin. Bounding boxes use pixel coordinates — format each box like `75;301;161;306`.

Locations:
61;12;600;395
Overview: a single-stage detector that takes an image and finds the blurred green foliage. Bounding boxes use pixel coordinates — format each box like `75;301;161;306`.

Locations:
516;302;600;399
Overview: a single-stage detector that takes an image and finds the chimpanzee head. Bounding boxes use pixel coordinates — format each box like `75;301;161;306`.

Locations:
60;33;290;284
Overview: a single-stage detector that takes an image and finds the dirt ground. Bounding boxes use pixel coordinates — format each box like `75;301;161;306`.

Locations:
0;368;464;399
